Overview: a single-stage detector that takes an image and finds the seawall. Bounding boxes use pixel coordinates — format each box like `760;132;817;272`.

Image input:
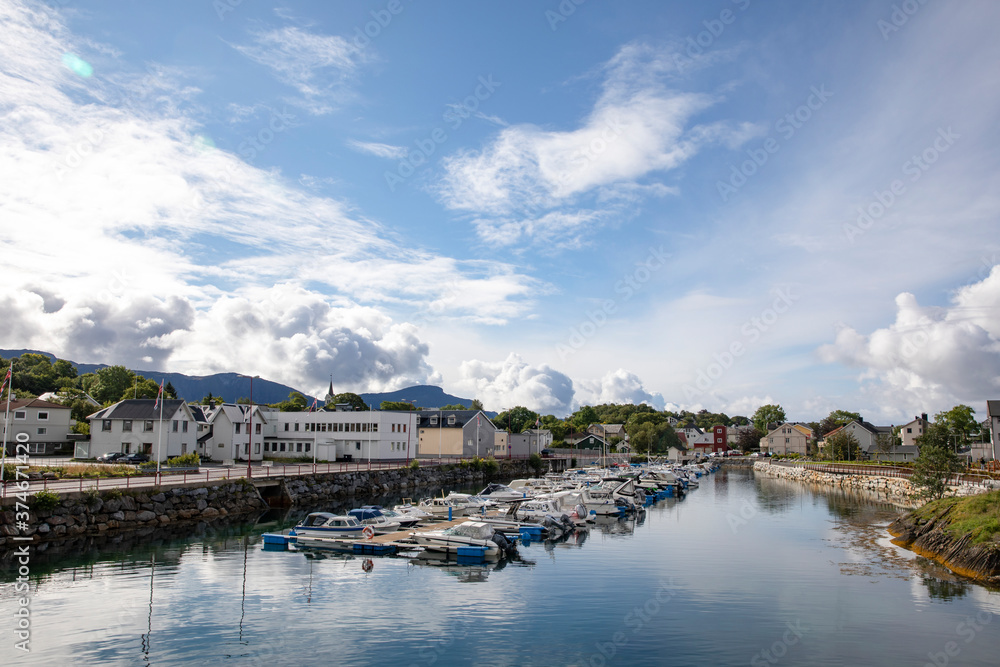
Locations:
752;461;922;508
0;459;541;550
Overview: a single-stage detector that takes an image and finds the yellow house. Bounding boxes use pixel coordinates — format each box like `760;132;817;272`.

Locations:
760;422;813;455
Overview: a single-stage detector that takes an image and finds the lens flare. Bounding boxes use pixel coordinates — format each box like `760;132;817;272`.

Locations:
61;53;93;77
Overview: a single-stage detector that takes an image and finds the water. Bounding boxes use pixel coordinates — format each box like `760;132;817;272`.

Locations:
3;469;999;666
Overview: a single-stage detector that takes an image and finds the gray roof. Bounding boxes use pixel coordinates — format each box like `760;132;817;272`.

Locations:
987;400;1000;418
415;409;495;429
89;399;185;421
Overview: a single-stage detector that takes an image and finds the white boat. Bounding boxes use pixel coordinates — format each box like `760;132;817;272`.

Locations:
348;507;403;535
477;483;529;503
418;496;480;518
393;500;436;523
409;521;510;559
293;512;366;540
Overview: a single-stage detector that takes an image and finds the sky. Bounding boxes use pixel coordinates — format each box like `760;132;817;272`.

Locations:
1;0;999;423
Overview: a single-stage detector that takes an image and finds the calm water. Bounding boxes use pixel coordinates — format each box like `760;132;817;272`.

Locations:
3;469;999;666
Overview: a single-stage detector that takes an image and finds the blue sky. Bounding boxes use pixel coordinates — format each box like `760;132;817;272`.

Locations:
2;0;999;423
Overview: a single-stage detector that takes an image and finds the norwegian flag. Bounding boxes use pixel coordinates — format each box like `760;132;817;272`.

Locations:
0;361;11;396
309;398;318;413
153;379;164;410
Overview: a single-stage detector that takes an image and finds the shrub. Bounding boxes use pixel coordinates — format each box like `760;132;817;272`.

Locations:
32;489;62;512
167;452;201;468
528;453;543;475
83;487;101;505
104;488;123;500
409;459;420;470
481;457;500;476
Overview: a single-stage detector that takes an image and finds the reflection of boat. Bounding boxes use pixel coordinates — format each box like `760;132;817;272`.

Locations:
293;512;365;540
408;550;499;581
410;521;514;560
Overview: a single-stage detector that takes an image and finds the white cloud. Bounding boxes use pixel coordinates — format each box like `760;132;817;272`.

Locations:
231;26;364;114
347;139;408;159
0;1;539;390
817;266;1000;412
435;41;757;247
574;369;666;410
455;353;575;416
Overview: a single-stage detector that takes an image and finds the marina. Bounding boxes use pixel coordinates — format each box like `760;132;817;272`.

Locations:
3;465;999;665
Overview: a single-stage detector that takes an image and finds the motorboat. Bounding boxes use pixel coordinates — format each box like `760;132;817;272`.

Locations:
409;521;515;560
417;495;481;518
348;507;403;535
293;512;366;540
477;483;529;503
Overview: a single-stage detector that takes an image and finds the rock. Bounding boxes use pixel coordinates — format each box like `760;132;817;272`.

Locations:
201;507;220;518
37;523;51;534
196;499;208;511
135;511;157;522
151;493;166;502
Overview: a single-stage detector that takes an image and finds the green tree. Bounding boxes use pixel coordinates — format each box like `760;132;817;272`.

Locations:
629;422;660;454
736;426;764;452
272;391;308;411
826;430;861;461
571;405;599;430
819;409;862;436
730;415;750;426
494;406;541;434
440;403;468;410
164;381;178;399
934;405;979;448
469;398;484;411
540;415;570;441
873;432;899;462
328;392;367;411
200;392;217;405
656;425;682;453
752;404;787;434
381;400;417;411
911;424;964;499
90;365;136;404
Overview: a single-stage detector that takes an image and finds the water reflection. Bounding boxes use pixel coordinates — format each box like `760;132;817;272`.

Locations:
922;575;971;601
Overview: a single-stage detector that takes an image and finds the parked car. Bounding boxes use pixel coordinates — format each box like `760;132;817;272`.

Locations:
540;449;553;458
121;452;150;464
96;452;126;463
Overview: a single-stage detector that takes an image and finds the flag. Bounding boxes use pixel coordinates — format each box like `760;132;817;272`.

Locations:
153;379;164;409
0;361;11;396
535;417;541;428
309;398;318;412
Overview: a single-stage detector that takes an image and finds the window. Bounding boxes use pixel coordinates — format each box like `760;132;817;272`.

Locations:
785;438;790;444
37;411;48;421
356;442;361;450
280;443;286;452
37;427;47;435
255;424;261;435
402;424;406;433
305;443;311;453
906;427;912;433
372;423;377;432
294;423;300;432
29;443;44;454
264;442;270;452
430;416;438;426
255;444;260;454
14;411;25;420
143;421;154;432
392;424;396;433
182;421;188;433
296;442;303;453
218;442;224;448
284;423;289;431
122;420;132;432
235;423;241;434
172;420;179;432
182;443;187;454
447;415;455;425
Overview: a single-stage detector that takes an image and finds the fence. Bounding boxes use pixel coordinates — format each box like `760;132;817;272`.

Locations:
0;455;540;499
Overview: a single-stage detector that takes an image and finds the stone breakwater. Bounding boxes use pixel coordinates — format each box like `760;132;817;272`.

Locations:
753;461;922;508
0;481;266;549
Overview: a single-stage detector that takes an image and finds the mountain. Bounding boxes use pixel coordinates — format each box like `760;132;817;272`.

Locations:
1;349;478;410
358;385;478;411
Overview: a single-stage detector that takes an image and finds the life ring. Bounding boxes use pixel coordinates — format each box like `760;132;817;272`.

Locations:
362;559;374;573
362;525;376;540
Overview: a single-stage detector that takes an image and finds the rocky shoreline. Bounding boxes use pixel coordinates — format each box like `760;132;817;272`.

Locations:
752;461;923;508
888;501;1000;585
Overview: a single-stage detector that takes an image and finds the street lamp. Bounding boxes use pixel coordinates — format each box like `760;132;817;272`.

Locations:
238;374;259;478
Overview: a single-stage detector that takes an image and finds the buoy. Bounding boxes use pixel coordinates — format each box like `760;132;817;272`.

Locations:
362;559;374;572
362;525;375;540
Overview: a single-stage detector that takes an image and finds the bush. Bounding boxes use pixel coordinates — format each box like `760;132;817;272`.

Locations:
167;452;200;468
528;453;543;475
83;487;101;505
409;459;420;470
104;488;123;500
481;457;499;476
32;489;62;512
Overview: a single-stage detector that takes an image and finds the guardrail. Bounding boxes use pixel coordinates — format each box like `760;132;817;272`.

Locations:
0;455;541;498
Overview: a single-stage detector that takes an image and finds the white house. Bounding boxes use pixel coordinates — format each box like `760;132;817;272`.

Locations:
202;403;267;462
987;401;1000;460
259;408;419;462
3;398;75;456
86;399;198;461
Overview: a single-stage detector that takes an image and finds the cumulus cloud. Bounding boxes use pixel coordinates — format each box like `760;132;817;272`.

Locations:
455;353;575;416
818;266;1000;409
435;41;758;247
575;369;666;410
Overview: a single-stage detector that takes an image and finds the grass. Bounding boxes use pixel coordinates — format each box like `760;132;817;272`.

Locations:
912;490;1000;545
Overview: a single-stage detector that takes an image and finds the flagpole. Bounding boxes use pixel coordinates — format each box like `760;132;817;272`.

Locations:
1;361;14;485
155;379;164;482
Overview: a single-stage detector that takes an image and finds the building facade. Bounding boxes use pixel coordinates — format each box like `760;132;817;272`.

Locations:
415;410;500;459
86;400;198;461
2;399;75;456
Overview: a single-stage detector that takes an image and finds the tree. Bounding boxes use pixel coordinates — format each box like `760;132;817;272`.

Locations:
494;406;541;434
200;392;217;405
826;430;861;461
328;392;366;411
736;427;764;452
540;415;570;441
629;422;659;454
89;366;136;404
752;404;786;435
656;425;682;454
571;405;599;430
469;399;484;411
164;381;178;399
873;432;899;462
381;400;417;411
272;392;308;412
911;424;964;499
730;415;750;426
440;403;468;410
818;409;862;437
934;405;979;448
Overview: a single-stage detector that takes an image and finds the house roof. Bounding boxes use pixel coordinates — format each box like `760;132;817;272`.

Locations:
7;398;70;411
208;404;267;424
88;399;186;421
864;443;919;455
987;401;1000;418
415;409;496;429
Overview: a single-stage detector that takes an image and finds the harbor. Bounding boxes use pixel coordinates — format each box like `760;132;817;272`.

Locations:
5;466;999;665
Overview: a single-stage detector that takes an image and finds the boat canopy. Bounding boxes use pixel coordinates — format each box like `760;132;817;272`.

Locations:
445;522;495;540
